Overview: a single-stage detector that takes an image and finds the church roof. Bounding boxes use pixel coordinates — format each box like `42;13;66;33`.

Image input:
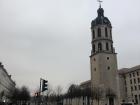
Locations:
91;7;111;28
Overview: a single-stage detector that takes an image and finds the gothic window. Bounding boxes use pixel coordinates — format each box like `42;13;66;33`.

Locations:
92;44;95;53
98;43;102;51
106;42;109;51
105;27;108;37
98;28;101;37
92;30;95;39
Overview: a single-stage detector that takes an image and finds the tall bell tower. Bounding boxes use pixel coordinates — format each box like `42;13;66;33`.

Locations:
90;4;120;105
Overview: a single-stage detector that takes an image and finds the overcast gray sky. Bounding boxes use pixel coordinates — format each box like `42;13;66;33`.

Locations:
0;0;140;93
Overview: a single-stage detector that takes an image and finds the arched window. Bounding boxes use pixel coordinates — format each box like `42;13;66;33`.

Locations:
105;28;108;37
98;28;101;37
98;43;102;51
92;30;95;39
106;42;109;50
92;44;95;52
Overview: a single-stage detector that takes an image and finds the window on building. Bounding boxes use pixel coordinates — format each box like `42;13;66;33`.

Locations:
133;72;135;77
135;95;138;104
105;27;108;37
98;28;101;37
94;68;96;71
92;30;95;39
139;85;140;90
130;79;132;84
138;78;140;83
131;86;133;91
137;72;139;76
134;79;136;84
139;95;140;101
98;43;102;51
106;42;109;51
135;86;137;90
130;74;132;78
108;66;110;70
107;57;109;60
94;58;96;61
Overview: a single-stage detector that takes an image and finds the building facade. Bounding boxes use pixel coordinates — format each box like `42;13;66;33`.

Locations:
90;6;120;105
0;63;16;103
119;65;140;105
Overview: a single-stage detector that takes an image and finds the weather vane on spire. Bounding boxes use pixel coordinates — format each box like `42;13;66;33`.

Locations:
98;0;103;8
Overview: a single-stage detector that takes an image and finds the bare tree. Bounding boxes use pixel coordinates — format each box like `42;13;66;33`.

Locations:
82;87;92;105
11;86;31;105
55;86;63;96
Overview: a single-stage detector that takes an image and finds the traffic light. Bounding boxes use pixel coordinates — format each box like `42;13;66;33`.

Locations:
42;79;48;92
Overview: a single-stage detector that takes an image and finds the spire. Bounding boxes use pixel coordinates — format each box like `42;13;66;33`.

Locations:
98;0;103;8
97;7;104;17
97;0;104;17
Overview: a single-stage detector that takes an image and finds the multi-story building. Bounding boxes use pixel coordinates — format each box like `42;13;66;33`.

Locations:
119;65;140;105
0;62;16;103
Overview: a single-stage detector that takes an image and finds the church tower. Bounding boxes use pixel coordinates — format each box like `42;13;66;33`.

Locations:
90;5;120;105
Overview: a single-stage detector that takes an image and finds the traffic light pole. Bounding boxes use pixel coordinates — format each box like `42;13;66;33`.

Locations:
40;78;42;94
39;78;48;105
